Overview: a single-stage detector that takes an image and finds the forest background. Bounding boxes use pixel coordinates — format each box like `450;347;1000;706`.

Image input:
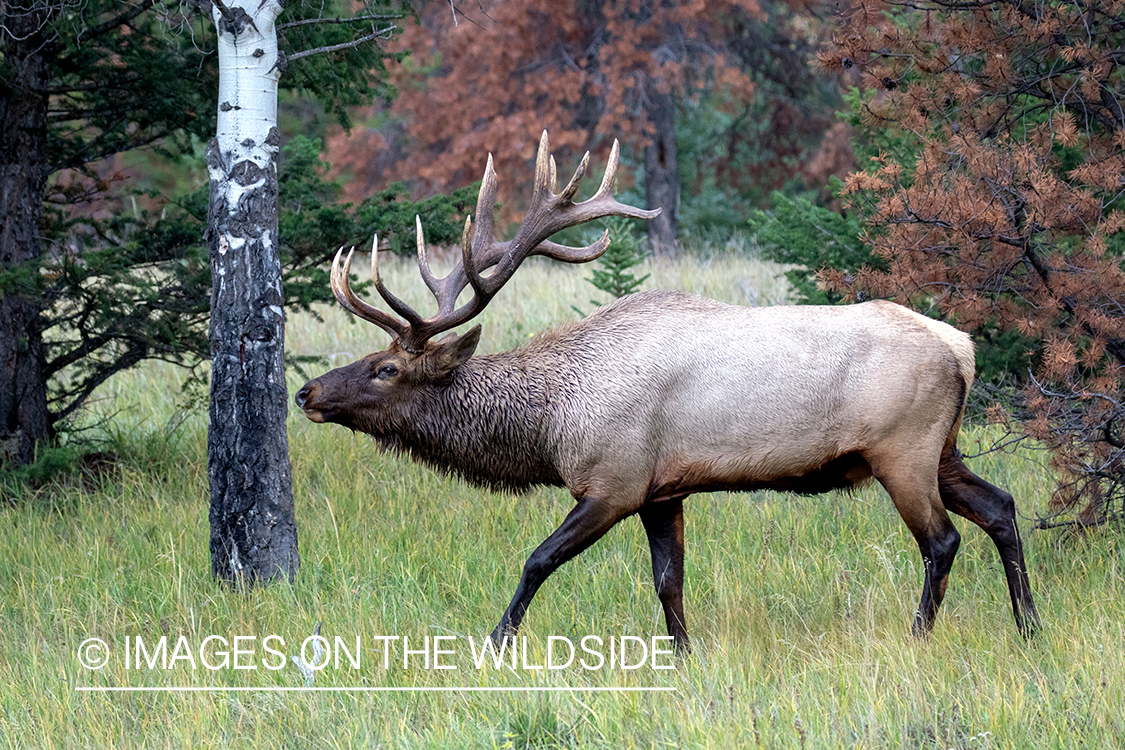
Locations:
3;0;1125;544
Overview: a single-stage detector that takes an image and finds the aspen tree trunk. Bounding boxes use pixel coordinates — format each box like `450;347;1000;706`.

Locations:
206;0;298;582
0;7;53;467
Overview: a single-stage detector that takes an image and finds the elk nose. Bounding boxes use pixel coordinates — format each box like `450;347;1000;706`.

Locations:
295;384;315;408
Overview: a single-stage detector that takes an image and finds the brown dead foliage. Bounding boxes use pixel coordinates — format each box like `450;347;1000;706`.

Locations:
825;0;1125;528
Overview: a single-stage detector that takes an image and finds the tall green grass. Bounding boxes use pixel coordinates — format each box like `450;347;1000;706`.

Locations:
1;253;1123;749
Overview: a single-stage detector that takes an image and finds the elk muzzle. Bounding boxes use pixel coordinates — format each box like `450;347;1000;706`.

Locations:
294;382;327;423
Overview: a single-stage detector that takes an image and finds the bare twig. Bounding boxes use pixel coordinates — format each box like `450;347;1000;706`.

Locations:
443;1;489;29
286;25;395;62
1033;514;1123;532
277;13;399;31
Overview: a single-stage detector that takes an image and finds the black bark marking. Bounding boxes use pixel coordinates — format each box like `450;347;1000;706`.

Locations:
205;129;298;583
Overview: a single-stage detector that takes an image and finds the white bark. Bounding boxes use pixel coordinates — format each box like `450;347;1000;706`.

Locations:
206;0;298;583
211;0;282;177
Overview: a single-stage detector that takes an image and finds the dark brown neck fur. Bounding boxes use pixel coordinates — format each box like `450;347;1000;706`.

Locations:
377;351;564;491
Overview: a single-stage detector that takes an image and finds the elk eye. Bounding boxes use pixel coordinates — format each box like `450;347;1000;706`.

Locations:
375;363;398;380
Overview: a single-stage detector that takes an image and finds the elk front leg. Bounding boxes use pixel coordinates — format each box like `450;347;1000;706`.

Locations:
639;496;690;653
491;496;628;643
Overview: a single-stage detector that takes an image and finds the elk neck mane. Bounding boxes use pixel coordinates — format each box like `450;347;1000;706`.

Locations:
377;341;572;492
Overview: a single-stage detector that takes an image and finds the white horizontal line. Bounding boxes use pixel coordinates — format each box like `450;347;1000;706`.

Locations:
76;686;677;693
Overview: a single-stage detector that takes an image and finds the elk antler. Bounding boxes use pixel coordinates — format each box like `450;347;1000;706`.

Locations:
331;131;662;353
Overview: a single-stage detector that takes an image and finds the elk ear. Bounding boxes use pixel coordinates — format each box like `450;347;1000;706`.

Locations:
432;325;481;372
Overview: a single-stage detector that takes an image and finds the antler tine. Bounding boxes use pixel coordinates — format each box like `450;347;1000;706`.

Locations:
416;216;442;299
435;215;474;315
369;235;425;329
558;151;590;204
530;130;553;207
330;247;364;318
463;153;499;298
330;245;409;340
595;139;621;198
531;232;612;263
460;214;473;252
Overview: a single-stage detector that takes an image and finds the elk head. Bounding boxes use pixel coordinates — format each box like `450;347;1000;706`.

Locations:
294;132;660;435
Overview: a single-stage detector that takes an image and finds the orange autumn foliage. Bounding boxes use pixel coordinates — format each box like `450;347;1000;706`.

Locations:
329;0;760;217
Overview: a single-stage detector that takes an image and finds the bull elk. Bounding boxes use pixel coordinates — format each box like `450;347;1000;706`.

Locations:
295;132;1040;651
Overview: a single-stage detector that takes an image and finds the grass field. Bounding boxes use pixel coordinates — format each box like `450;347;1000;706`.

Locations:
2;252;1124;749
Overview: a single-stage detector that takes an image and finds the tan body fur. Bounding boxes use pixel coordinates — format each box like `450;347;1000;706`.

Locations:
537;292;967;505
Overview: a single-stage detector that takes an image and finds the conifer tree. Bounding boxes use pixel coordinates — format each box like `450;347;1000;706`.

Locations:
587;217;650;304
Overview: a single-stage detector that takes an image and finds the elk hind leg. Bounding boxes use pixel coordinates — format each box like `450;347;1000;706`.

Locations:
938;450;1040;638
873;461;962;636
639;496;689;653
